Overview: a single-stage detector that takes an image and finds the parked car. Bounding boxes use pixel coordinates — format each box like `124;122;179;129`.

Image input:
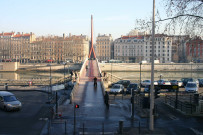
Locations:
141;80;151;87
187;78;199;87
170;80;178;85
110;80;130;88
181;78;190;86
154;81;158;85
185;82;198;93
157;80;171;85
198;79;203;87
144;85;150;93
178;81;184;87
126;83;140;94
0;91;22;111
110;84;124;94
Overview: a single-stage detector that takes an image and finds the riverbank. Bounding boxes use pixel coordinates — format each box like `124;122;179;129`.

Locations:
99;63;203;72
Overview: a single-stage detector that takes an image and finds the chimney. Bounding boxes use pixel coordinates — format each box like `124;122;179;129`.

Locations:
63;33;65;39
69;33;71;37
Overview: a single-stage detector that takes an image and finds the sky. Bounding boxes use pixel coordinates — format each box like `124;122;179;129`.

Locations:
0;0;166;40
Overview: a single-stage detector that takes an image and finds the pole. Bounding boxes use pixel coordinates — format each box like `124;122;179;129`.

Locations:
111;62;112;84
175;87;179;109
56;91;58;115
50;64;52;100
191;62;192;78
140;62;142;87
74;105;76;135
150;0;155;131
64;64;65;84
131;89;135;120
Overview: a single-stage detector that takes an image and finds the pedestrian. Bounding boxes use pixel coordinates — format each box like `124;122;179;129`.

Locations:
104;91;109;108
75;71;77;79
104;72;106;77
70;70;73;77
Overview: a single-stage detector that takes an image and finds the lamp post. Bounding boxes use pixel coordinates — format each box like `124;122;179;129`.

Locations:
63;62;67;95
139;62;142;87
46;64;52;103
111;62;112;84
190;61;193;78
63;62;67;84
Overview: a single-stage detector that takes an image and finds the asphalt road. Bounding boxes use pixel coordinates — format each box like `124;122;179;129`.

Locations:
0;91;52;135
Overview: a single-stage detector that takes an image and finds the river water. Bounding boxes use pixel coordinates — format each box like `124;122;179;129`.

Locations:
0;71;67;80
1;70;202;81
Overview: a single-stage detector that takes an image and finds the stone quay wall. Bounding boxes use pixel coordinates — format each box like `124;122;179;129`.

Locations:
99;63;203;72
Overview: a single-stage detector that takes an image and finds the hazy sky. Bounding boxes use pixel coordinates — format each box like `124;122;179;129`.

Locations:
0;0;166;40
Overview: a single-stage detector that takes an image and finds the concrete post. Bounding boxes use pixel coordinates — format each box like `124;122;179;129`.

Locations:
118;121;123;134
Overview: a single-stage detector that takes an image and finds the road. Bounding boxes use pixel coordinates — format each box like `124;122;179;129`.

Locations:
0;91;52;135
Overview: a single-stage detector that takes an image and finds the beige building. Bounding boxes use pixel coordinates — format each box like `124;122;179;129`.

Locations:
96;34;113;62
29;34;89;63
0;32;89;63
0;32;36;63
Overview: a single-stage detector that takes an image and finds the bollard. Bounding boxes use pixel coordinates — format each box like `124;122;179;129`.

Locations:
83;123;85;135
118;121;123;134
102;123;104;135
138;121;141;134
65;120;67;134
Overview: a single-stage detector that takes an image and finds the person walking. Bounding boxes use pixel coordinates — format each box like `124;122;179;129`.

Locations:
104;91;109;108
93;77;97;87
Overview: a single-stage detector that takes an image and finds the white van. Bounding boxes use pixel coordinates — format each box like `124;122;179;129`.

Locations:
0;91;22;111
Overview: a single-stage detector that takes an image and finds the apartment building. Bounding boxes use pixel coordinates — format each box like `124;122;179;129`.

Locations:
0;32;36;62
0;32;14;60
0;32;89;63
186;37;203;62
30;34;89;63
144;34;172;63
114;36;144;63
96;34;113;62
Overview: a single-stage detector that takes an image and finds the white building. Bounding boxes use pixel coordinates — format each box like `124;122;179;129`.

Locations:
114;36;144;63
143;34;172;63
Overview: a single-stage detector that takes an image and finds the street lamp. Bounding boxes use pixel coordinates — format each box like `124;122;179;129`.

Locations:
190;60;193;78
63;62;67;95
139;62;142;87
63;62;67;84
46;64;52;103
111;62;112;84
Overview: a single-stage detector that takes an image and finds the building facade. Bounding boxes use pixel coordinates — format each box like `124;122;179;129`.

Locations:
143;34;172;63
186;37;203;62
0;32;89;63
114;36;144;63
96;34;113;62
0;32;36;63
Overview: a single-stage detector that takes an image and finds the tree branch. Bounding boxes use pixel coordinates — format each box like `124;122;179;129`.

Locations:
156;14;203;23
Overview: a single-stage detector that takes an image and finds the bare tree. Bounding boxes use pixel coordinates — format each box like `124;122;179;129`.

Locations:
135;0;203;37
163;0;203;36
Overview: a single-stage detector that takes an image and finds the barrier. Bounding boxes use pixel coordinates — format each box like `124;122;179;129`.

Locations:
96;58;106;96
69;58;88;104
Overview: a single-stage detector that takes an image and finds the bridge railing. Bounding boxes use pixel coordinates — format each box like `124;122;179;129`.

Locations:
70;58;88;104
96;58;106;96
